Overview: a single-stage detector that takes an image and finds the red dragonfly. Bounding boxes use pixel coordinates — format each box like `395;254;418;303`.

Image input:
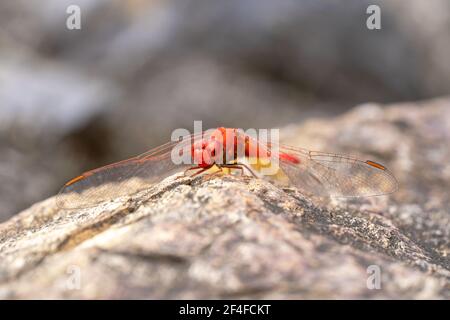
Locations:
56;127;398;209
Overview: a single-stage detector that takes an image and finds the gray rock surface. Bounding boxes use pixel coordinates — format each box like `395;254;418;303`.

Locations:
0;98;449;299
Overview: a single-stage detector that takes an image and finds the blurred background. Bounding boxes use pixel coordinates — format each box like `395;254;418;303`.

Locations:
0;0;449;222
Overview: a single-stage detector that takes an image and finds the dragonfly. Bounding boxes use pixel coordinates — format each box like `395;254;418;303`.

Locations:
56;127;398;209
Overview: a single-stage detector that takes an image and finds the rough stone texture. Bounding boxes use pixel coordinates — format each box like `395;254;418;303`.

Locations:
0;98;449;299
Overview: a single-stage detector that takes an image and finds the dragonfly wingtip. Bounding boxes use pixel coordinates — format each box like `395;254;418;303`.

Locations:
65;175;85;186
365;160;386;171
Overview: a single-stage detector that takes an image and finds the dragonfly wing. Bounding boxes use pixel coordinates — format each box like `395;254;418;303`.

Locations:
56;153;188;209
278;147;398;197
56;133;206;209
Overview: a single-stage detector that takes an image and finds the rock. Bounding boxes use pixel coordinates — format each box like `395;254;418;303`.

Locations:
0;98;449;298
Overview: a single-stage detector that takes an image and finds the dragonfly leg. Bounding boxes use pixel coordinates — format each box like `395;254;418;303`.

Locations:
219;164;244;176
179;165;209;178
239;163;258;178
220;163;257;178
181;166;198;177
190;164;215;177
207;166;224;177
222;163;257;178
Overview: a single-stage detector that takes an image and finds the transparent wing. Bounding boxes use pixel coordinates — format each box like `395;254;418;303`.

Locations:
56;132;204;209
277;145;398;197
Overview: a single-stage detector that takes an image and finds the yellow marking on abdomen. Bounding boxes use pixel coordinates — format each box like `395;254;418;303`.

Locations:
365;160;386;170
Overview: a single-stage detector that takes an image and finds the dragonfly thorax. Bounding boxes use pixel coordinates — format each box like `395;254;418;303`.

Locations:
191;127;243;167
